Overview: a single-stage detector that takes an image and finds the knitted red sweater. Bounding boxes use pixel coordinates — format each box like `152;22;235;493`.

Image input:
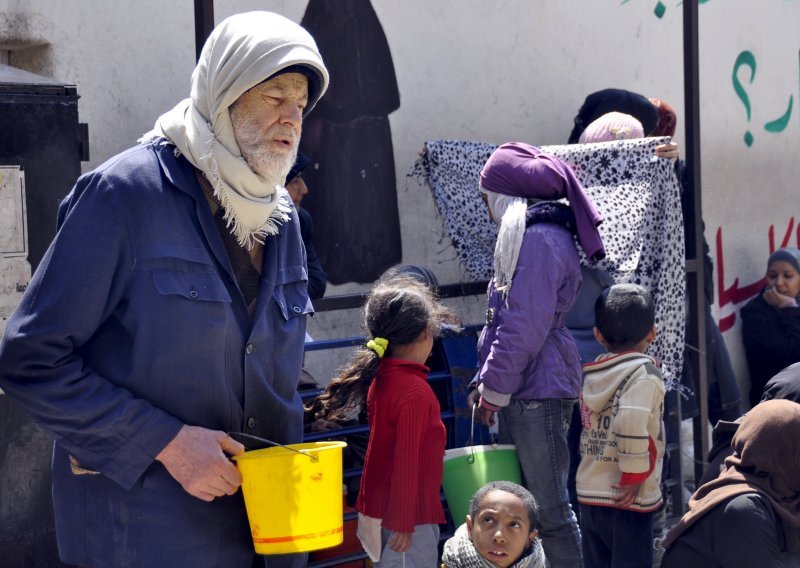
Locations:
355;357;446;532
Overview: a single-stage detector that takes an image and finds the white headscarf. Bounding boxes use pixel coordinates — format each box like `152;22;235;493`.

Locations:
140;11;329;249
481;187;528;300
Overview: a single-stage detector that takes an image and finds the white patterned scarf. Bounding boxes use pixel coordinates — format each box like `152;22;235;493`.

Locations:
140;11;328;249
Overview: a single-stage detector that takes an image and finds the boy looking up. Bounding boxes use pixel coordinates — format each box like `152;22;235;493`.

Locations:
441;481;547;568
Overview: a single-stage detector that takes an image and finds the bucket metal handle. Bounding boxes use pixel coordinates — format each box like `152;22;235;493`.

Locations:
228;432;318;462
467;403;477;463
467;401;500;463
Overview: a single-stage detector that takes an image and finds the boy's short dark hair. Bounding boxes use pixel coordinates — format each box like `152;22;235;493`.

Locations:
469;481;539;529
594;283;655;352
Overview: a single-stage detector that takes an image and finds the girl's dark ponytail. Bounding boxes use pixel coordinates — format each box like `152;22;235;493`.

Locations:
308;347;382;422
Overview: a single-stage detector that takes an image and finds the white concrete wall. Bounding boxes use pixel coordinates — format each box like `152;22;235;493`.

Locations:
0;1;195;163
1;0;798;393
696;1;800;399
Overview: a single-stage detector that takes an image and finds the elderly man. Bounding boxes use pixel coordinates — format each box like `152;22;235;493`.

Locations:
0;12;327;568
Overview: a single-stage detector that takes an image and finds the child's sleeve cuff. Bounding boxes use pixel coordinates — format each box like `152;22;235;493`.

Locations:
620;471;649;486
478;384;511;408
479;397;501;412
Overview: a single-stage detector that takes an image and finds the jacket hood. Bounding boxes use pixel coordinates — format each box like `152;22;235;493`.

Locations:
582;352;657;412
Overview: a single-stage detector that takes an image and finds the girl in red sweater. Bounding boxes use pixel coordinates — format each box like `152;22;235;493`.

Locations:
311;275;458;566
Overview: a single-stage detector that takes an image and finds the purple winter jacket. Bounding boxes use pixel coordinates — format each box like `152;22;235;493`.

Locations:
477;222;583;405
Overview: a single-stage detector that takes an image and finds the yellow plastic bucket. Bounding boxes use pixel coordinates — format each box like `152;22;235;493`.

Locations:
234;440;348;554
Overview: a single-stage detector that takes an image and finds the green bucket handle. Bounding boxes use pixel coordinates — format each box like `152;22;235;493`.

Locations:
229;432;319;462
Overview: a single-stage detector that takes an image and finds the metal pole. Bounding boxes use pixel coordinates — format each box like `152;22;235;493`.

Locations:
194;0;215;62
683;0;710;486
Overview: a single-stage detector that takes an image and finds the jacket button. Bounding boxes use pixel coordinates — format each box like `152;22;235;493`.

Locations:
189;290;199;299
292;305;302;314
245;343;255;355
247;417;256;429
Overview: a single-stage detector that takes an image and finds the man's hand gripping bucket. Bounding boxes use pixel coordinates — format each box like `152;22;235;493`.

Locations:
231;433;348;554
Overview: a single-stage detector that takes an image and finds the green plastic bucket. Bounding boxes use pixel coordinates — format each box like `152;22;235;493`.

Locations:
442;444;522;525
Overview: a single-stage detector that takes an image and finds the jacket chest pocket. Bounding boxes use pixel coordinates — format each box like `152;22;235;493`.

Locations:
152;269;232;303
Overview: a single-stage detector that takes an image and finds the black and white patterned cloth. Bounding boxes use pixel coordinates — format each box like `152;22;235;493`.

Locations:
408;138;685;390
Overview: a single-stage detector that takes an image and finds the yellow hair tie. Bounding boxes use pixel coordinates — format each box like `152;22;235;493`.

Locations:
366;337;389;358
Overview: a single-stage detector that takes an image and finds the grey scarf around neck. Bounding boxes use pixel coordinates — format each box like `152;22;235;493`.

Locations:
441;524;547;568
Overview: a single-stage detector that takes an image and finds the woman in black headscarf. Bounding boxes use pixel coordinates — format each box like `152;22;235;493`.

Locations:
741;248;800;407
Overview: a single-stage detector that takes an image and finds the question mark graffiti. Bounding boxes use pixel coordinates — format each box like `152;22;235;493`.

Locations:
731;49;794;145
732;50;757;147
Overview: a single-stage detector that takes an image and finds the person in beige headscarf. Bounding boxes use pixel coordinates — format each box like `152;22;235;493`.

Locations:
0;11;328;568
661;399;800;567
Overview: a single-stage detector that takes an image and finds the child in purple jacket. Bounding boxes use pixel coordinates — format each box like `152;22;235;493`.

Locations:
473;142;605;568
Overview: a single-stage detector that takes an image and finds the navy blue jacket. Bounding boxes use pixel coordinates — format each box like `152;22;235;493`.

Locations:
0;141;311;567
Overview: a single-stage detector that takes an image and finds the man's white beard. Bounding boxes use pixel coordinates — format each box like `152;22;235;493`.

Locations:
231;114;298;187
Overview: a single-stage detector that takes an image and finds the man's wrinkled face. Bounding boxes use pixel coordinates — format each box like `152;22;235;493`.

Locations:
230;72;308;182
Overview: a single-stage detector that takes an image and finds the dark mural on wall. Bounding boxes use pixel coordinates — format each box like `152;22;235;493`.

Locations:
300;0;402;284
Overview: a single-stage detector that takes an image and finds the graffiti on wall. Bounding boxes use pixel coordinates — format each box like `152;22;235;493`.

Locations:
299;0;402;285
732;50;795;147
715;216;800;332
622;2;798;146
621;0;712;20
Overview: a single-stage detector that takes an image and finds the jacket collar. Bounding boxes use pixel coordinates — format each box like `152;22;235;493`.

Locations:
151;139;238;287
